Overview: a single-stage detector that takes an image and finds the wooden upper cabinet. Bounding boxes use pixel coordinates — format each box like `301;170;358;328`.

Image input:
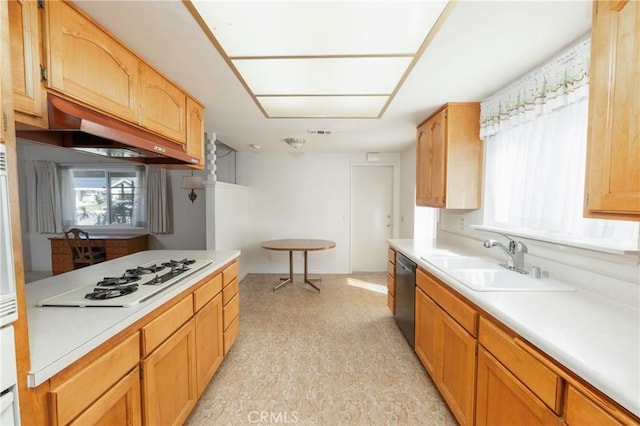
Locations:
186;96;205;168
8;0;47;127
45;1;139;123
584;0;640;221
416;103;482;209
140;63;187;144
416;109;446;207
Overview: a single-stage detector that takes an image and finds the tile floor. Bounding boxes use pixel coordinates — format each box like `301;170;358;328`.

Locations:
185;273;456;425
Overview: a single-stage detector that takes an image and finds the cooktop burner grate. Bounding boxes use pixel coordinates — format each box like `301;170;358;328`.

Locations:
85;283;139;300
96;274;141;288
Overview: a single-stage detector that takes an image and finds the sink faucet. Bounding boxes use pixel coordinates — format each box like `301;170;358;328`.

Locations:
483;235;529;274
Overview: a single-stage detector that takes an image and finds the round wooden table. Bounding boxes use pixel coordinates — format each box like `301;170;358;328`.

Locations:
261;239;336;291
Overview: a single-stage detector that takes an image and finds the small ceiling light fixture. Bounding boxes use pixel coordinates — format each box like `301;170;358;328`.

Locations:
249;144;261;150
181;171;205;203
284;137;306;149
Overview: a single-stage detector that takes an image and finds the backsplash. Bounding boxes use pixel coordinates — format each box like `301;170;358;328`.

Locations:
437;210;640;308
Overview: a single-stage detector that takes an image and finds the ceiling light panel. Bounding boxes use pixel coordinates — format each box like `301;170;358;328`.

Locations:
192;2;448;57
233;57;413;95
258;96;389;118
189;0;450;118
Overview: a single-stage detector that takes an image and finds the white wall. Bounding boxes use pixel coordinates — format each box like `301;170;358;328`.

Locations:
207;181;250;280
16;142;207;272
399;144;416;238
235;151;401;274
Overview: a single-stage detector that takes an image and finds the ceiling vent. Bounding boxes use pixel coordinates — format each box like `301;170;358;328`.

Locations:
308;130;332;135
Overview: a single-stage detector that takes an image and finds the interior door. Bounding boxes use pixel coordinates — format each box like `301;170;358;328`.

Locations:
350;164;394;272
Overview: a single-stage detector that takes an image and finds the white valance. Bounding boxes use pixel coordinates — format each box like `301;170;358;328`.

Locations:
479;37;591;139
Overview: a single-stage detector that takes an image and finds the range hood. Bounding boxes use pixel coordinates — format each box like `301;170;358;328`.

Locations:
16;94;199;166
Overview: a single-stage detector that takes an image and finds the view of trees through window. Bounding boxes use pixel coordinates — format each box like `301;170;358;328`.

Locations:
73;170;137;226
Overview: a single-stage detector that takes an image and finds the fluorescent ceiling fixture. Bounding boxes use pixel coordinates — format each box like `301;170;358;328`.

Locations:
233;57;414;95
188;0;451;118
258;96;389;118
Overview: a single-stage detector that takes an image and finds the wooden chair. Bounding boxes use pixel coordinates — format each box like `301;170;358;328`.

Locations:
64;228;106;269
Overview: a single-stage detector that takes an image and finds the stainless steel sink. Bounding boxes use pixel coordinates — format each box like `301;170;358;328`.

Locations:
424;255;575;292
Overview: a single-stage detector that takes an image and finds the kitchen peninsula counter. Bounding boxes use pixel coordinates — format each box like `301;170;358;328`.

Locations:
388;239;640;418
24;249;240;387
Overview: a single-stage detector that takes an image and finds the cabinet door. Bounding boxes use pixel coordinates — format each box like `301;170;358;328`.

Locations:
142;319;197;426
46;1;139;122
476;347;561;426
439;312;476;426
70;367;142;426
414;287;440;378
416;121;430;206
194;293;224;397
186;96;204;168
140;63;186;143
584;0;640;220
8;0;44;120
416;109;446;207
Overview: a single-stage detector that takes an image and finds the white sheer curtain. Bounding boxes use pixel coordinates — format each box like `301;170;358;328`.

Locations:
59;167;76;228
34;160;63;233
133;167;147;228
146;166;171;234
481;37;638;248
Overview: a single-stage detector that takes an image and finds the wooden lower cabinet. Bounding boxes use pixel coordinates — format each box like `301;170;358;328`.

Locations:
387;247;396;314
142;319;197;426
415;285;476;425
69;367;141;426
195;293;224;397
439;312;476;425
476;347;561;426
49;333;140;426
415;286;439;377
222;261;240;354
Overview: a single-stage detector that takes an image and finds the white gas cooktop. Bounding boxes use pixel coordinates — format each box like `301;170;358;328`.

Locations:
37;258;212;307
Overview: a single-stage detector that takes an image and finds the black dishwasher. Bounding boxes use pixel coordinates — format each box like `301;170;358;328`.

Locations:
394;252;417;348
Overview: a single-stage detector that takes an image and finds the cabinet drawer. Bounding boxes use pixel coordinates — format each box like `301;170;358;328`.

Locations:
223;315;239;355
222;261;238;287
417;268;477;336
479;317;562;413
387;261;395;277
387;273;395;296
51;254;71;264
193;274;222;313
388;248;396;264
51;245;70;255
223;293;239;330
222;278;239;305
50;239;68;249
565;384;635;426
107;247;130;256
105;240;131;248
142;296;193;356
49;333;140;426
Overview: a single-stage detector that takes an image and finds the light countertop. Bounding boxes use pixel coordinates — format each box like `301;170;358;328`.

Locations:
388;239;640;418
24;249;240;387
